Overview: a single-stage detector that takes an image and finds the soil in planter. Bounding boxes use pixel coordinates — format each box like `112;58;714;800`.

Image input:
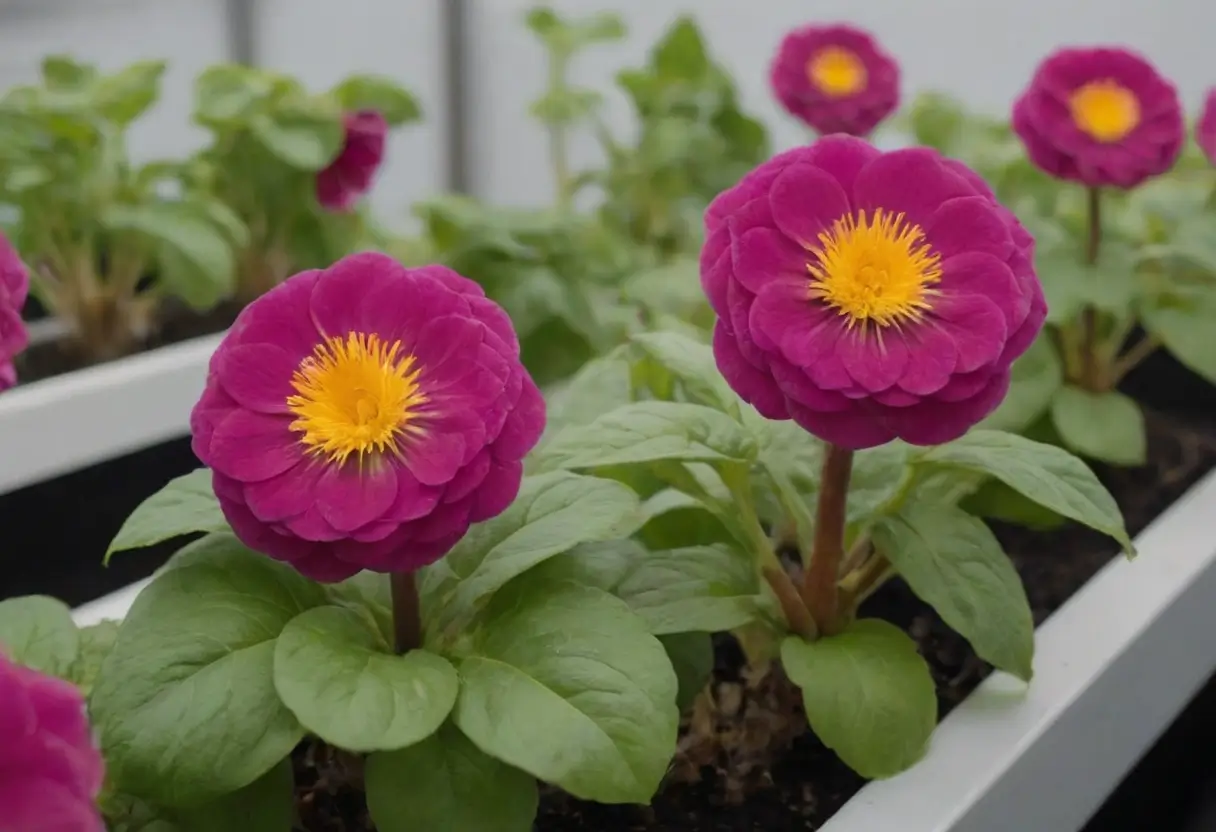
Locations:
287;406;1216;831
13;299;242;385
0;436;204;606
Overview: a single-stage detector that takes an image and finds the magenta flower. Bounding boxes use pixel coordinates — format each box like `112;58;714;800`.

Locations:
191;252;545;581
1198;88;1216;166
769;24;899;137
1012;47;1184;189
316;110;388;213
701;135;1046;449
0;233;29;392
0;654;105;832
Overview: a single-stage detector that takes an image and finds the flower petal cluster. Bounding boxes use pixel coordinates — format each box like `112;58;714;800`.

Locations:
0;234;29;391
316;110;388;212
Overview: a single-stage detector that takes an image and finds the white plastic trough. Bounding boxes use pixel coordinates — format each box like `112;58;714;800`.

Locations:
66;433;1216;832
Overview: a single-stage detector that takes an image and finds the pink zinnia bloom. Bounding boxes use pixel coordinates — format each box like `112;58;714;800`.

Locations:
1012;47;1184;189
0;654;105;832
1197;88;1216;166
316;110;388;213
192;252;545;581
0;232;29;391
701;135;1046;449
769;24;899;137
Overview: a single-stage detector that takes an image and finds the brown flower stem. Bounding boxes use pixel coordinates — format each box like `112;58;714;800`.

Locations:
1079;186;1102;388
390;571;423;655
762;565;817;641
803;443;854;635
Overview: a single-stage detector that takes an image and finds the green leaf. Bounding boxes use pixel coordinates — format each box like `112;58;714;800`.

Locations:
660;632;713;711
102;204;235;311
1036;243;1138;324
525;539;642;593
543;349;634;434
90;534;326;806
42;55;96;90
70;620;121;696
917;430;1132;552
1050;386;1146;466
274;605;458;752
960;480;1065;531
194;64;270;125
250;103;344;170
872;502;1034;681
95;61;166;125
653;17;710;81
1142;295;1216;386
782;620;937;779
454;580;678;804
425;472;640;627
615;545;759;635
631;330;738;413
981;335;1063;433
331;75;421;125
366;723;537;832
537;401;756;471
106;469;226;561
173;759;294;832
0;595;79;676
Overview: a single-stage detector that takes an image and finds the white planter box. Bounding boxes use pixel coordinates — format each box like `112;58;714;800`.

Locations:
68;468;1216;832
0;333;223;497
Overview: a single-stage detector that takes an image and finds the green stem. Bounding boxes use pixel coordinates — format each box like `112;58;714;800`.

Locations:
546;51;574;210
1078;187;1102;388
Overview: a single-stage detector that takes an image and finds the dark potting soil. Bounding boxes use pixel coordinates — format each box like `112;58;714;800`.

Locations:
287;399;1216;831
0;436;203;606
12;299;241;385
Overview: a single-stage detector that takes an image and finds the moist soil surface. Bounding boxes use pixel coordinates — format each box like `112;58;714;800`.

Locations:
290;396;1216;830
13;299;241;384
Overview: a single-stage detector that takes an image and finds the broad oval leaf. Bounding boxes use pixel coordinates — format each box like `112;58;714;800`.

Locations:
630;330;738;413
537;401;757;471
90;535;326;806
453;580;678;804
106;469;227;561
872;502;1034;681
916;430;1132;552
615;544;760;635
274;606;457;752
1050;386;1146;466
366;724;537;832
0;595;79;677
782;620;937;779
423;472;640;627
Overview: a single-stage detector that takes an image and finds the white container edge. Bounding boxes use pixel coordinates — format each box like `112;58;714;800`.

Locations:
0;333;224;496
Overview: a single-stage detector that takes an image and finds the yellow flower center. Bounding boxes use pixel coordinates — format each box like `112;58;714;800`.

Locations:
806;46;867;98
807;209;943;329
1069;79;1140;143
286;332;427;465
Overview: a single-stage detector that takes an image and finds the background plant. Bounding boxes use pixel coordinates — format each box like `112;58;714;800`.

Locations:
0;56;242;361
904;91;1216;467
187;64;420;301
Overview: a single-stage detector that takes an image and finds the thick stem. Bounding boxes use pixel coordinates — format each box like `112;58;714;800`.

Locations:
390;571;423;655
803;443;854;635
1079;187;1102;388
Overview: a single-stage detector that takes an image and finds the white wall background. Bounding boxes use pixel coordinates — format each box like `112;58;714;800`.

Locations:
464;0;1216;206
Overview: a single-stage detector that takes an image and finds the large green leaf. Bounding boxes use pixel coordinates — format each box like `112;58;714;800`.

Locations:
106;469;226;561
274;606;457;752
250;102;344;170
916;430;1132;551
90;535;326;805
1142;294;1216;386
0;595;79;677
366;724;537;832
872;502;1034;681
981;335;1063;433
1050;386;1146;466
453;580;678;804
782;620;937;779
614;544;760;635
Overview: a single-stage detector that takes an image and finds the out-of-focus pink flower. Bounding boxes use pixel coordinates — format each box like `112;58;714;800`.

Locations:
1197;88;1216;166
769;24;899;137
0;233;29;392
191;252;545;581
316;110;388;212
701;135;1046;449
1012;47;1184;188
0;653;105;832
